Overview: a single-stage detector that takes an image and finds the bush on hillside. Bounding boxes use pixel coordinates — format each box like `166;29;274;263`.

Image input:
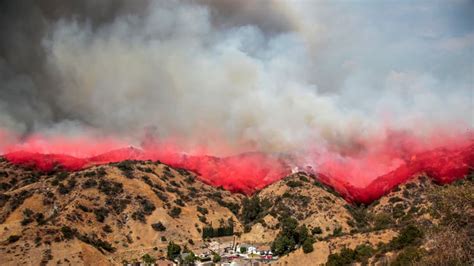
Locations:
167;241;181;260
151;222;166;231
168;206;181;218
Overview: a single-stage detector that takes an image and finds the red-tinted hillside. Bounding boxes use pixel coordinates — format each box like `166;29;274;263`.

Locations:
317;143;473;204
3;143;472;203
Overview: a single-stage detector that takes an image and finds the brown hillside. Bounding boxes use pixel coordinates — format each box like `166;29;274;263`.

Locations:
0;158;243;265
0;157;472;265
242;172;354;241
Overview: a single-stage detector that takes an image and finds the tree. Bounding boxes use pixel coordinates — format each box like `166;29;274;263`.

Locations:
241;196;271;224
240;246;248;253
167;241;181;260
280;217;298;234
271;218;314;256
202;224;234;238
272;234;296;256
296;225;309;244
302;238;314;253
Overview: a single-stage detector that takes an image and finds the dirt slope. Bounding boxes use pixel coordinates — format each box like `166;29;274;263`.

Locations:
0;158;243;265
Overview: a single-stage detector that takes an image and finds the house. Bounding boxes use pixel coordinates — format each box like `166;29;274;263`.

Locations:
247;246;257;255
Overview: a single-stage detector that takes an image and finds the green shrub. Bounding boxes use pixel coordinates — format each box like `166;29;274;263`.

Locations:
117;160;134;172
105;197;130;214
174;198;185;207
151;222;166;231
167;241;181;260
185;176;195;184
312;226;323;235
286;180;303;188
58;183;71;194
198;215;207;224
35;212;45;224
77;204;90;212
302;238;314;253
197;206;208;215
7;235;21;243
98;180;123;196
102;225;113;233
21;208;34;226
93;207;109;223
131;211;146;223
82;179;97;189
332;226;343;236
61;226;75;240
168;207;181;218
212;252;221;263
142;253;156;265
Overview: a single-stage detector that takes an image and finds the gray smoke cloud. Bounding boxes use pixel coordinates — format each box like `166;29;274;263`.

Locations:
1;0;473;154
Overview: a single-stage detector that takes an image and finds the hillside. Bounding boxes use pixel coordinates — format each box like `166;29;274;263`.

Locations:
278;173;473;265
0;158;244;265
0;157;472;265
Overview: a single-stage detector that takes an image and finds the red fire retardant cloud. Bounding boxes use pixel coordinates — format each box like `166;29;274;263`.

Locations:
1;132;473;204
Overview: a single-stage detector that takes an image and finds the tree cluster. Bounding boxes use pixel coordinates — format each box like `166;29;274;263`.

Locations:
271;217;314;255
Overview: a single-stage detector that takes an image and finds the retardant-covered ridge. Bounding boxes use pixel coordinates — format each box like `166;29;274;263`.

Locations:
3;143;473;204
317;143;473;204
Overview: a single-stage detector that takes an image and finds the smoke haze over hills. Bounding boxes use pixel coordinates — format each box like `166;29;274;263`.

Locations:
0;0;473;187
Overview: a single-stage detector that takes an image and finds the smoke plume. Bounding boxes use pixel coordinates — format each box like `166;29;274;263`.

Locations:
0;0;473;196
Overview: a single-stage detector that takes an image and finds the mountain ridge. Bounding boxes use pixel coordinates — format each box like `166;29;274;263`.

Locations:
3;142;472;204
